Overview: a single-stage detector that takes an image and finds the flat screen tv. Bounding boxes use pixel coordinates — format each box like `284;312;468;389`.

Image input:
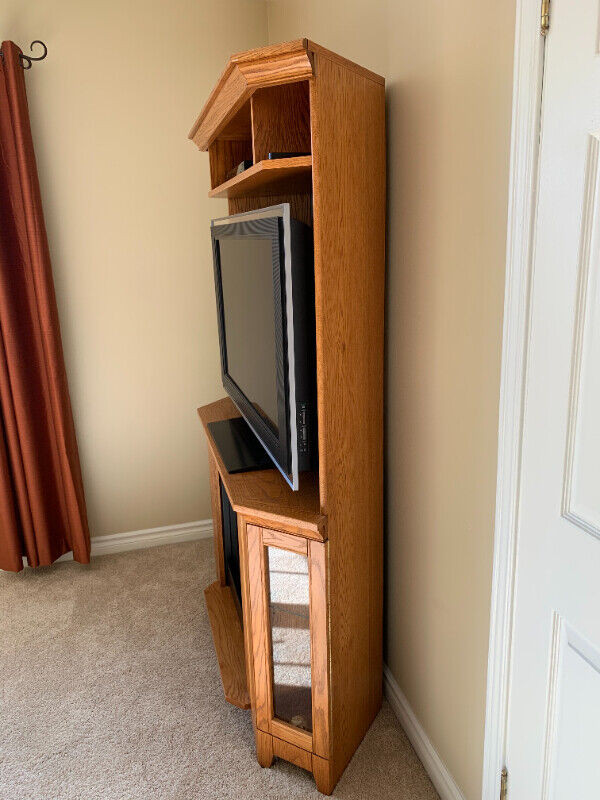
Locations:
210;204;315;490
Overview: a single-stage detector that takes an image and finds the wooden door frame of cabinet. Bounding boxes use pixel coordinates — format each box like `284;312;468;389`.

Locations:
244;523;330;759
308;538;330;757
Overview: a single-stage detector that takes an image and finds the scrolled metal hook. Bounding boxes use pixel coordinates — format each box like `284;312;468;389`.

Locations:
19;40;48;70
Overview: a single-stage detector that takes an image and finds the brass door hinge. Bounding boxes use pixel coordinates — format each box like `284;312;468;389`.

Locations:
541;0;550;35
500;768;508;800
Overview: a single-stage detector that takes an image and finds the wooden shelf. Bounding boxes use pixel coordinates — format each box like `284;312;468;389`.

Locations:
208;156;312;199
198;398;326;539
204;580;250;709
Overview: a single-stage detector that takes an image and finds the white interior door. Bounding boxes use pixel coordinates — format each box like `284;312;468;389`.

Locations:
506;1;600;798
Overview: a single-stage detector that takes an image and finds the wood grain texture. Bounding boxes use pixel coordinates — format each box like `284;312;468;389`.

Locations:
189;39;384;150
198;400;325;537
262;527;308;556
310;50;385;784
312;753;335;795
207;449;226;585
239;511;320;539
216;102;251;140
203;581;250;709
239;51;313;90
251;82;311;163
255;728;274;768
208;139;253;190
270;719;312;753
228;193;313;229
208;157;312;199
272;736;313;772
229;38;382;85
230;39;309;67
246;524;273;732
189;40;313;149
238;517;258;727
190;65;250;150
307;41;384;86
309;540;330;758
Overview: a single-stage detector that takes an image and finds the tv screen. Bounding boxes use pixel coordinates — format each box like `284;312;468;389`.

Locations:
210;204;315;490
218;237;279;435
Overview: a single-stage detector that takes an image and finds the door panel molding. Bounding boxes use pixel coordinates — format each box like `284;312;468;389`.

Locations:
540;612;562;800
482;3;546;798
562;133;600;541
541;615;600;799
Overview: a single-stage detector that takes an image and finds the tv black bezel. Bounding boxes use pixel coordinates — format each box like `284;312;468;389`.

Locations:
210;208;294;484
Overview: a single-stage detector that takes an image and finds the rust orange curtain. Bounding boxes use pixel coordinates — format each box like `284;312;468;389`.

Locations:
0;41;90;571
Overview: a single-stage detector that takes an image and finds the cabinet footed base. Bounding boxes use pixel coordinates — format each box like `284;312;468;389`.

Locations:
255;728;274;768
312;753;335;795
254;727;335;795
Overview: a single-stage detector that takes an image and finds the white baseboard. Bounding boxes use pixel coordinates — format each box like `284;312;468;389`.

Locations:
384;664;466;800
56;519;213;562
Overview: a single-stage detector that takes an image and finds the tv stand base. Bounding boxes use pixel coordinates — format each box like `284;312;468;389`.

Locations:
207;417;272;474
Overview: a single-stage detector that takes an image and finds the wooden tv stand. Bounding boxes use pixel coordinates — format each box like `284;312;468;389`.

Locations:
191;40;385;794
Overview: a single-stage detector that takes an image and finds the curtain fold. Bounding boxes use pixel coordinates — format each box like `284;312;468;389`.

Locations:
0;40;90;571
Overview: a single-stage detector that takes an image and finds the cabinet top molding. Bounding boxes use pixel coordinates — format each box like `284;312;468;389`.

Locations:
188;38;384;151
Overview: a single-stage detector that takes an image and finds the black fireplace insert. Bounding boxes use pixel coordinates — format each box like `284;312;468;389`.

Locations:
220;479;241;606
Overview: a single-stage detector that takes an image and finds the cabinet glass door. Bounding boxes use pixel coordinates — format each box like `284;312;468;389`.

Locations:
245;524;329;758
266;546;312;731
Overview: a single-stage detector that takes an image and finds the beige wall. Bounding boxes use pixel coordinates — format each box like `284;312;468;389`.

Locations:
267;3;515;799
0;0;267;537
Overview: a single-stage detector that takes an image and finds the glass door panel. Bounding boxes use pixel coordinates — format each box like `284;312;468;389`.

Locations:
266;546;312;732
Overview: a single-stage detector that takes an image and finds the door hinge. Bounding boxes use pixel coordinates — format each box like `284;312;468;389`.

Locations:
500;768;508;800
541;0;550;36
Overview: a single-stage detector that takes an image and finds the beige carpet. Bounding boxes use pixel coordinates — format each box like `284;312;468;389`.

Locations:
0;540;439;800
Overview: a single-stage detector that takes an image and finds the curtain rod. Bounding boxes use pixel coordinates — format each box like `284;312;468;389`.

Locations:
0;40;48;69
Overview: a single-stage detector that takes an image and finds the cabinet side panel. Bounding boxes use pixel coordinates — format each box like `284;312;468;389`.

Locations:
310;53;385;780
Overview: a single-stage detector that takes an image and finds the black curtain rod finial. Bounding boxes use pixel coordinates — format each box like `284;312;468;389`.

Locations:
0;40;48;69
20;40;48;69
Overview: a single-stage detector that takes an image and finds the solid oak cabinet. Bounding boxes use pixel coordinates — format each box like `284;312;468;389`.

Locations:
193;39;385;794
